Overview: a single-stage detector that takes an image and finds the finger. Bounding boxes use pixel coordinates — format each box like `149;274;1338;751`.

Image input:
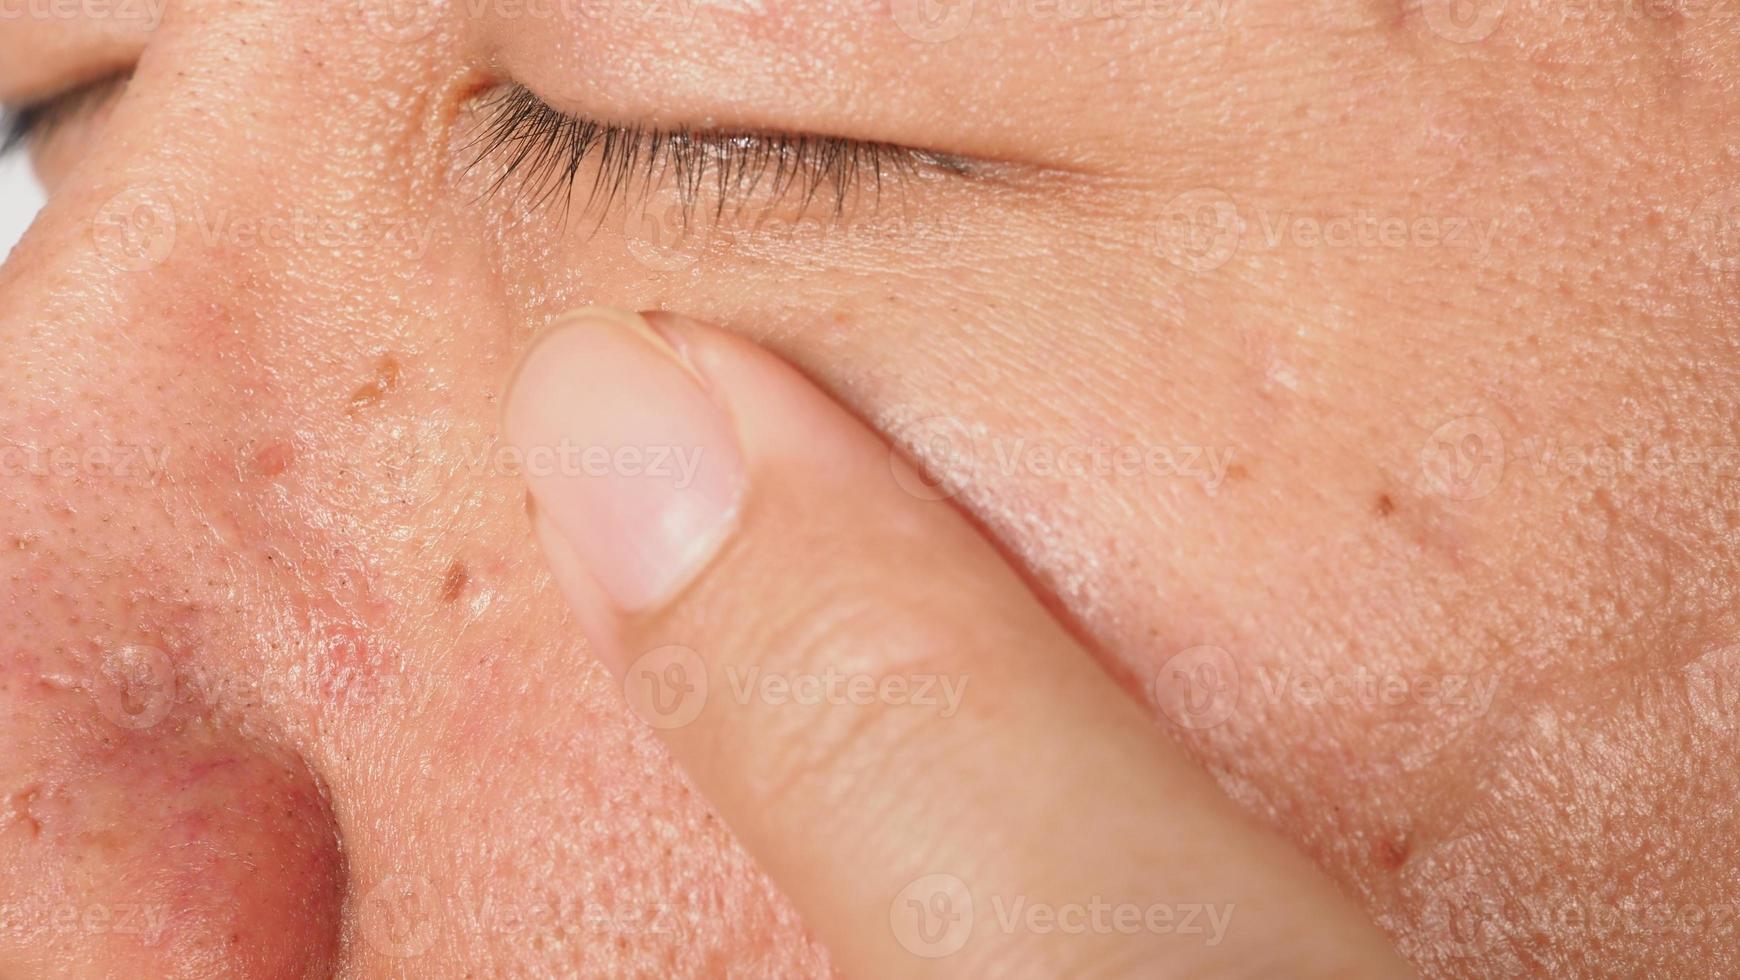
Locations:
503;306;1408;979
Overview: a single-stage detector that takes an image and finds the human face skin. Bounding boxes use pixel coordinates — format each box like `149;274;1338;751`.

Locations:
2;0;1739;976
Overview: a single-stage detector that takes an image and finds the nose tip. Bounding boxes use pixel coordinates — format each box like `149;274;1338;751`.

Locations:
0;678;349;979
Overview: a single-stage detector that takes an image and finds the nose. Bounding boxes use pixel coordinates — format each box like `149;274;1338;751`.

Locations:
0;6;483;975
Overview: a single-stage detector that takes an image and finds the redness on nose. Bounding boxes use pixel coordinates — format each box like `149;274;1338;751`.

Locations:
347;355;403;414
0;687;348;979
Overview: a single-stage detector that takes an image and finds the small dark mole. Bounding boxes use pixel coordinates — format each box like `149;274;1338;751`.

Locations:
348;355;403;414
1375;493;1397;517
524;490;537;520
440;560;469;604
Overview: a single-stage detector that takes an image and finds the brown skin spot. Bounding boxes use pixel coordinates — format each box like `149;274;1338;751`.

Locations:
440;561;468;604
347;355;403;414
1375;493;1396;517
1225;463;1250;482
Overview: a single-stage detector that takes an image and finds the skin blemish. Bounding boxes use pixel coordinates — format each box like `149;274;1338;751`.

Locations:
10;784;43;837
347;354;403;414
253;441;294;477
1376;833;1411;871
440;560;469;603
1375;493;1397;517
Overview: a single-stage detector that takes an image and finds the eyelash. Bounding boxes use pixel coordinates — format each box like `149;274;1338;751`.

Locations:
2;102;53;157
465;85;961;222
1;75;127;157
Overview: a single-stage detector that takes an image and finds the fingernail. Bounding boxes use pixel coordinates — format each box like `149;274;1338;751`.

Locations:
504;306;745;612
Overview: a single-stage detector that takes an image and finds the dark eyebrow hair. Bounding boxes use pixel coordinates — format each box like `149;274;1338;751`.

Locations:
2;72;131;157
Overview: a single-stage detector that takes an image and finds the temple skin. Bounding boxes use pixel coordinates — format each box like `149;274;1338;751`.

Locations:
3;0;1740;975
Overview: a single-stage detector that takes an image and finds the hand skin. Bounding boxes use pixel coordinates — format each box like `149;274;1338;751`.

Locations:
1;0;1739;977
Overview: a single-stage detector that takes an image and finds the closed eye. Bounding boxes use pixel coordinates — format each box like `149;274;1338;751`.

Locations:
1;73;129;158
463;84;973;225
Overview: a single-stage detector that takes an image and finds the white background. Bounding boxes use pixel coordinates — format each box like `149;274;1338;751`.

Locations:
0;154;45;261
